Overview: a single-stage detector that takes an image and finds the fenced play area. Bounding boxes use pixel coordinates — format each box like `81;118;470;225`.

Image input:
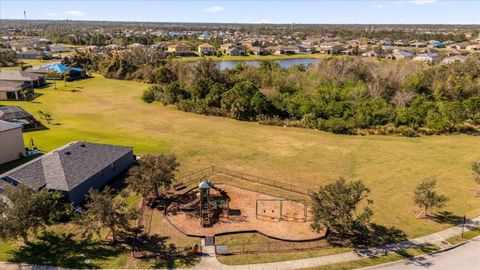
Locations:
164;182;321;241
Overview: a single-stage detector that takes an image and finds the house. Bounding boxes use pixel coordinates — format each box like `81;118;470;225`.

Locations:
410;41;428;48
429;41;445;48
15;49;43;59
198;32;210;40
226;47;246;56
0;141;135;205
466;44;480;51
26;63;85;80
167;43;194;56
127;43;144;49
0;70;46;88
361;50;378;58
388;50;413;60
441;55;468;64
0;121;25;165
220;43;234;52
251;46;267;56
413;52;439;63
295;44;315;54
273;46;297;55
317;42;344;54
198;43;216;56
49;44;70;53
0;106;40;130
0;81;33;101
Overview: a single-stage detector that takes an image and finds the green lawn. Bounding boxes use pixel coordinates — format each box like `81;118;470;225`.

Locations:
1;73;479;266
1;74;479;238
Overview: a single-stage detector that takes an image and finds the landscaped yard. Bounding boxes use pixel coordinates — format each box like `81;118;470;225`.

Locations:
1;73;479;266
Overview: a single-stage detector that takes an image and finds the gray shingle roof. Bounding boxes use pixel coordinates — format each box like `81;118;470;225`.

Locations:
1;142;133;192
0;106;34;122
0;120;22;132
0;70;44;82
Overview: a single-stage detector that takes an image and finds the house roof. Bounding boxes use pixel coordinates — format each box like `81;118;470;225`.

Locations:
26;63;83;74
0;80;28;92
0;141;133;192
0;70;44;82
16;49;42;55
0;120;22;132
0;106;34;122
198;43;215;48
168;43;193;49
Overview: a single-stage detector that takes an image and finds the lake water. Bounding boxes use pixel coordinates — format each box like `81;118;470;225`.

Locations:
216;58;322;70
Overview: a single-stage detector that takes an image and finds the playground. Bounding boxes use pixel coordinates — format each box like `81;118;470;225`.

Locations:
165;182;324;241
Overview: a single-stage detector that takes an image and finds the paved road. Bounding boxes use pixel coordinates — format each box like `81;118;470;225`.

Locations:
373;237;480;270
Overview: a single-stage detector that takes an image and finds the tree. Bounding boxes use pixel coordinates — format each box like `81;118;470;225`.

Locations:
47;70;58;89
310;177;373;236
0;185;68;245
75;186;136;243
126;154;179;200
414;178;448;217
472;161;480;185
38;110;54;124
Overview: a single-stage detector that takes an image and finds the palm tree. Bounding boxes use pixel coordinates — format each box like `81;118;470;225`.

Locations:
47;70;57;89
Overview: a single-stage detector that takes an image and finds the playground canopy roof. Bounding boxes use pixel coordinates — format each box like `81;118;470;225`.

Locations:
199;181;212;189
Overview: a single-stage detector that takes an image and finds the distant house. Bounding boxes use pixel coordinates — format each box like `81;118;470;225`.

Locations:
127;43;144;49
251;46;267;56
198;32;210;40
429;41;445;48
273;46;296;55
441;55;468;64
410;41;428;48
26;63;85;80
466;44;480;51
49;44;71;53
317;42;344;54
226;47;246;56
167;43;194;56
0;105;40;130
0;81;33;101
0;121;25;165
295;44;315;54
220;43;234;52
0;141;135;205
0;70;46;88
361;50;378;58
15;49;43;59
198;43;216;56
388;50;413;60
413;52;439;63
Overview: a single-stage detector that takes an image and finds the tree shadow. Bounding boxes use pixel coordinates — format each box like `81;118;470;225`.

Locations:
8;231;127;268
125;232;198;268
431;211;463;225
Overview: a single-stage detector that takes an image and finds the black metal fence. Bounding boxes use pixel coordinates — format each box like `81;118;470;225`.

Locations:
176;166;313;197
215;239;328;254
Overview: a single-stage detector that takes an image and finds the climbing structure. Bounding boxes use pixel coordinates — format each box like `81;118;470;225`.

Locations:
199;181;212;227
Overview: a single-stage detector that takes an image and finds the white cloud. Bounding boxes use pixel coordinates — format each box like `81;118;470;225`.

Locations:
410;0;438;4
65;10;85;17
204;6;224;13
46;12;57;18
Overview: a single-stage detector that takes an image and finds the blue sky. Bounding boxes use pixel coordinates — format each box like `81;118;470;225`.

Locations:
1;1;479;24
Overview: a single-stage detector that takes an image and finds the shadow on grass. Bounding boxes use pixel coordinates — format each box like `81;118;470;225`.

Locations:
126;232;198;268
8;231;127;269
431;211;463;225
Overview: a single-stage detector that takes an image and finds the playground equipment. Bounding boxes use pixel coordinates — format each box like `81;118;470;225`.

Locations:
256;198;308;222
199;181;212;227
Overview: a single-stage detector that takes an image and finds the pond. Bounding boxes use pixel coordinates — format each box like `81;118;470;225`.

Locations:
215;58;322;70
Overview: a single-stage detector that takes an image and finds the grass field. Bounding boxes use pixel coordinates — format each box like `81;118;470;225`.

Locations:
1;74;479;241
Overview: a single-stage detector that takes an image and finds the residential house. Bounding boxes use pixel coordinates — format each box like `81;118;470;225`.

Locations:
361;50;378;58
220;43;235;52
0;141;135;205
466;44;480;52
226;47;246;56
198;43;216;56
26;63;86;80
0;70;46;88
251;46;267;56
273;46;297;55
15;49;43;59
0;105;40;130
127;43;144;49
167;43;194;56
388;50;413;60
317;42;344;54
0;121;25;165
413;52;439;63
441;55;468;64
0;81;33;101
49;44;71;53
429;41;445;48
410;41;428;48
295;44;315;54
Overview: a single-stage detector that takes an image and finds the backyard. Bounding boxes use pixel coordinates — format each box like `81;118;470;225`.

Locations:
0;74;479;266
